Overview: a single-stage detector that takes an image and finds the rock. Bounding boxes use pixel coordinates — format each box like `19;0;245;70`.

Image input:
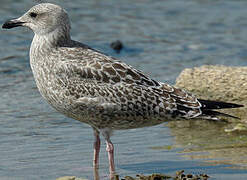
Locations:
56;177;76;180
56;176;87;180
224;123;247;132
56;171;209;180
175;65;247;103
175;65;247;121
119;172;208;180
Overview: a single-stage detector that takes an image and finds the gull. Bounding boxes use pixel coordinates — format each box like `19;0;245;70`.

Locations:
2;3;243;176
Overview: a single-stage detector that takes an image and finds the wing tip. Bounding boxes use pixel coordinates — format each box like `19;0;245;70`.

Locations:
198;99;244;110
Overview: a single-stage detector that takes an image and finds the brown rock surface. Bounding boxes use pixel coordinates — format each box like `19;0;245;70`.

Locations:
175;65;247;121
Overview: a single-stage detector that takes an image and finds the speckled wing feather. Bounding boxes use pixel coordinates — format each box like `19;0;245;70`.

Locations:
54;45;202;122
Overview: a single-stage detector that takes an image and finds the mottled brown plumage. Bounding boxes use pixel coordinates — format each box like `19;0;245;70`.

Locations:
2;3;243;176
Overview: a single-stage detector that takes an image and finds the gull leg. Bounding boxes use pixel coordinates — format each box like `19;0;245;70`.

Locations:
101;128;115;176
93;128;100;168
106;138;115;174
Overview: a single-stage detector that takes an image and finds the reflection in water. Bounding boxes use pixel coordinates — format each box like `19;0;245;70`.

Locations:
166;120;247;169
94;167;99;180
93;166;116;180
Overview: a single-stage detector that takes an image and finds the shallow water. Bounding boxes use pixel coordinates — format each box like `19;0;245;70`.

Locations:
1;0;247;179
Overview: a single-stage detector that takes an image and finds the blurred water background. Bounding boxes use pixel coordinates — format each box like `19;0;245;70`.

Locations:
1;0;247;179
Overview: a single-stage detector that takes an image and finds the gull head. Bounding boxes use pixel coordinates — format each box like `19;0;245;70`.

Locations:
2;3;71;36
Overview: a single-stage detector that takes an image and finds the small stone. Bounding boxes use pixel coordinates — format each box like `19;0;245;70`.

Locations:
56;176;76;180
186;174;193;178
110;40;123;53
124;176;135;180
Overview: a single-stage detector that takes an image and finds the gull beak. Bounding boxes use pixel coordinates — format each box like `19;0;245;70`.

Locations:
2;18;25;29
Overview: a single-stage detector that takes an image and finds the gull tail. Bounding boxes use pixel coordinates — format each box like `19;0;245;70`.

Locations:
198;99;244;119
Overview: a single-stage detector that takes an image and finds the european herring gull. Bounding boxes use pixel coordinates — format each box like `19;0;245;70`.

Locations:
2;3;243;175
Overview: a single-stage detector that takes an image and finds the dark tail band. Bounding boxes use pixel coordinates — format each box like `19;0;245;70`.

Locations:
198;99;244;110
198;99;244;119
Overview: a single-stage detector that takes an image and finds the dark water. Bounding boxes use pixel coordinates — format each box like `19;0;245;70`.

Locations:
1;0;247;179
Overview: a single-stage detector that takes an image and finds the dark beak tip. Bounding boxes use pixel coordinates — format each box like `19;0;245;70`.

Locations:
2;20;24;29
2;22;10;29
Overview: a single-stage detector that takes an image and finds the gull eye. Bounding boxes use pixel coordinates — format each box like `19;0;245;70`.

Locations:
29;12;38;18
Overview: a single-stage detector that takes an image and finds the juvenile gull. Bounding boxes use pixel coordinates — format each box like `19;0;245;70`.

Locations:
2;3;243;175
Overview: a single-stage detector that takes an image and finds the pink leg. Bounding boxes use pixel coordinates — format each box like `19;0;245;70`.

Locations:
93;129;100;168
106;139;115;174
101;128;116;177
